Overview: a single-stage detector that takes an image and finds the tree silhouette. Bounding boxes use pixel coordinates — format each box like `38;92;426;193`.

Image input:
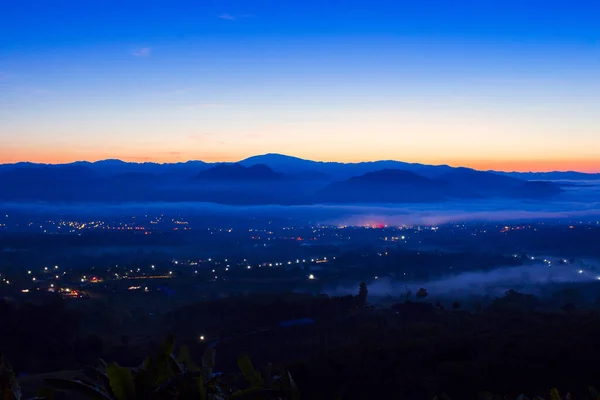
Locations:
416;288;428;300
357;282;368;308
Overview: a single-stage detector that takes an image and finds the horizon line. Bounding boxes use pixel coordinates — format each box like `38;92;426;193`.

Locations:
1;153;599;175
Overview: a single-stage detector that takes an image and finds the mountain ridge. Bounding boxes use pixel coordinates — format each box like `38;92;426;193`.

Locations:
0;153;598;178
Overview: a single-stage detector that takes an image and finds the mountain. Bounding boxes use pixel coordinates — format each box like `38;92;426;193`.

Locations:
197;163;285;181
84;159;209;176
0;165;99;201
0;154;597;181
240;154;318;172
436;168;526;197
0;154;582;204
509;181;564;198
239;153;453;180
0;165;97;186
316;169;447;203
500;171;600;181
314;168;563;204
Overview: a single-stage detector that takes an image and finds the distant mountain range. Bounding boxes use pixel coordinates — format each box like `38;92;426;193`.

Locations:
197;163;285;181
0;153;593;205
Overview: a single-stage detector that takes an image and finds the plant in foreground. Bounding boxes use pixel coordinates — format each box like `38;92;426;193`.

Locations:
45;335;299;400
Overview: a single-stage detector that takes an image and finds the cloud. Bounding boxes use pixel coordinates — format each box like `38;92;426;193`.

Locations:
219;13;237;20
218;13;251;21
170;88;195;95
181;103;225;110
132;47;152;57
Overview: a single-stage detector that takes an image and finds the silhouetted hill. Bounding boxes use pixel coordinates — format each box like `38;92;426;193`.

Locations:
84;159;208;176
436;169;562;198
314;168;563;204
0;165;96;183
239;153;458;180
509;181;564;198
0;154;583;204
197;163;285;181
316;169;447;203
436;168;525;197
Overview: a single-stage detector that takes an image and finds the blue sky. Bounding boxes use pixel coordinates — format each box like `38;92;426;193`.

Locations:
1;0;599;171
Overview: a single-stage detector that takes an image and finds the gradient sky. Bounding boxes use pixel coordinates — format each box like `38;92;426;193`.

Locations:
1;0;599;171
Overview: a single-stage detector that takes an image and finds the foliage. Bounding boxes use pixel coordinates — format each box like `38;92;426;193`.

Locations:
45;335;299;400
0;353;48;400
356;282;368;308
491;289;539;312
416;288;429;300
1;353;22;400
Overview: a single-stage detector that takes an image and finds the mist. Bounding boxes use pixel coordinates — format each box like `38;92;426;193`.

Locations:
326;262;600;300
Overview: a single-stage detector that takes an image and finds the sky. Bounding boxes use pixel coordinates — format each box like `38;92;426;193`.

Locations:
0;0;599;172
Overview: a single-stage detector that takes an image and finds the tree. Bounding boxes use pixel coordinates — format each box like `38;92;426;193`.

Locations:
357;282;368;308
562;302;576;313
452;301;461;310
416;288;428;300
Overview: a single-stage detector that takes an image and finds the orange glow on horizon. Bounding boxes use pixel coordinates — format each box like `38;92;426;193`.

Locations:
0;148;598;173
450;158;600;173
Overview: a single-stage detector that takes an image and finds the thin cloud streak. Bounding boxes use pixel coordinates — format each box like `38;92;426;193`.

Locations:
180;103;226;110
218;13;251;21
132;47;152;57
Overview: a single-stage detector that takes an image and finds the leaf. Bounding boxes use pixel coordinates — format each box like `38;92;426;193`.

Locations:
167;354;184;375
153;371;203;397
197;375;207;400
106;363;135;400
550;389;562;400
237;356;264;388
202;349;216;379
153;338;180;385
478;392;494;400
287;371;300;400
232;388;295;399
590;387;600;400
36;386;56;400
140;357;151;371
263;363;272;385
83;366;119;400
44;378;113;400
84;366;108;380
161;335;176;358
178;345;200;372
516;394;531;400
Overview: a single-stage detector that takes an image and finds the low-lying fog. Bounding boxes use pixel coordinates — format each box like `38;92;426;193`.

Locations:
327;260;600;301
1;181;600;226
